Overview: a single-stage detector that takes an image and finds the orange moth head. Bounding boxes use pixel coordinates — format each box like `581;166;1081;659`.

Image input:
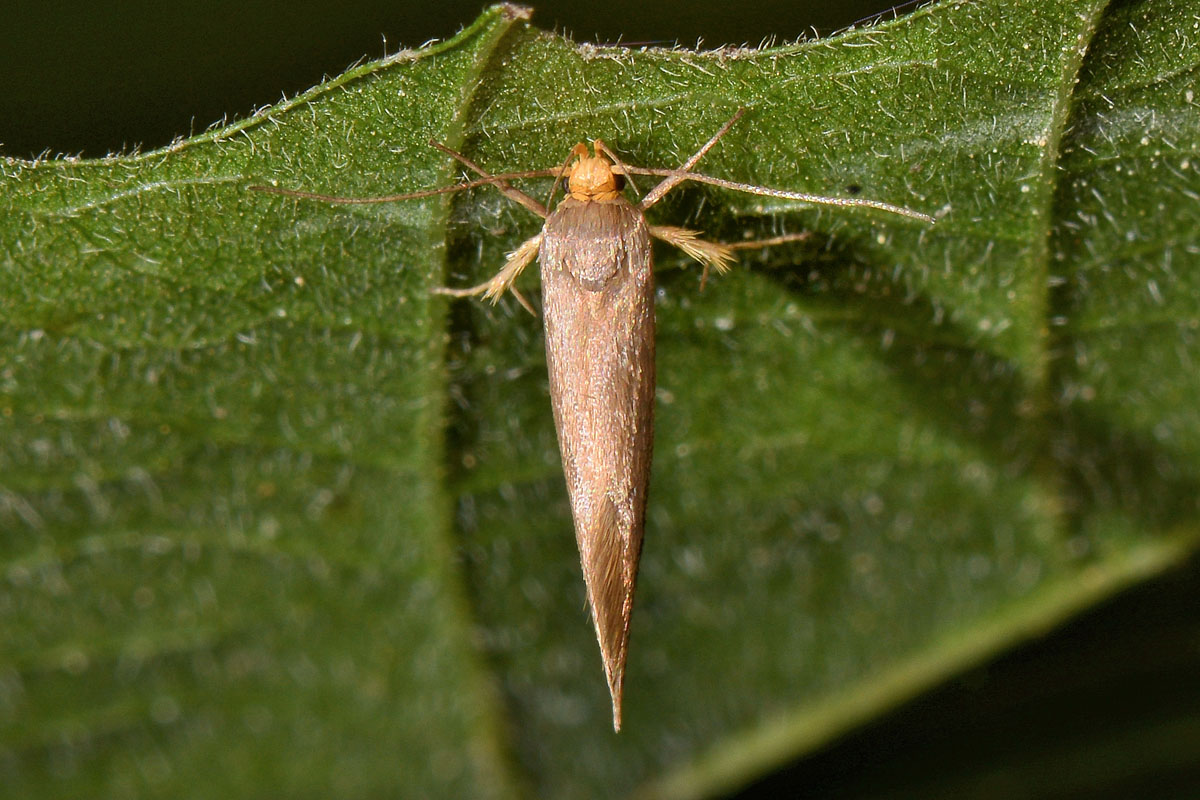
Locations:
564;141;627;201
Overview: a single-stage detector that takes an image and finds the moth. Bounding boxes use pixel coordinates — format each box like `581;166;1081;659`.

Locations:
251;109;933;730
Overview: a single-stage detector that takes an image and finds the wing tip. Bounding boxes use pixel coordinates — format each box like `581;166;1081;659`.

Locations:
580;497;639;732
603;638;627;732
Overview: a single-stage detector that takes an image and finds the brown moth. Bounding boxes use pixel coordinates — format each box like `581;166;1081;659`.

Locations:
251;109;933;731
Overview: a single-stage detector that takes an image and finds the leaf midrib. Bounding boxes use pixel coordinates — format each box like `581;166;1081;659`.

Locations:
421;6;536;799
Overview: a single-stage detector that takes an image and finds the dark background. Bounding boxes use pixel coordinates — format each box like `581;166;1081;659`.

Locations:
5;1;1199;797
1;0;914;159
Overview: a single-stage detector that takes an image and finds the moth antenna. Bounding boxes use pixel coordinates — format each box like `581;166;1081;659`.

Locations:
594;140;641;198
249;172;554;205
545;145;583;210
630;167;934;223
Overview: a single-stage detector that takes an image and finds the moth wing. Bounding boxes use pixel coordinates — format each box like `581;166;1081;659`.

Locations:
540;200;654;730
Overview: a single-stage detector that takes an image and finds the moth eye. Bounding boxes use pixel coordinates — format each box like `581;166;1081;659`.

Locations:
612;173;626;191
560;177;570;193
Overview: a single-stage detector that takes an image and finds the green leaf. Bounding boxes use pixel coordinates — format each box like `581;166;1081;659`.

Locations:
2;1;1197;798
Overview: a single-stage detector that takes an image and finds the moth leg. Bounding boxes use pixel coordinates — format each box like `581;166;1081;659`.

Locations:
650;225;734;290
640;108;745;210
726;232;813;251
429;141;549;219
433;232;543;315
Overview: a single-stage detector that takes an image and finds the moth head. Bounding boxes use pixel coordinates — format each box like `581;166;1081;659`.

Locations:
563;141;627;201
